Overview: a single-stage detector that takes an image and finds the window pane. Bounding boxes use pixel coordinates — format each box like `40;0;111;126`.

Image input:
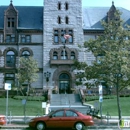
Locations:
26;35;31;43
6;51;15;67
21;37;26;43
54;36;59;43
53;111;64;117
22;51;30;58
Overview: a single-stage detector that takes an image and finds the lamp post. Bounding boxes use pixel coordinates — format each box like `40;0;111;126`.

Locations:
44;71;51;89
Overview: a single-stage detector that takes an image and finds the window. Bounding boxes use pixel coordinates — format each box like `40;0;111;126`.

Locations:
6;51;15;67
58;16;61;24
5;73;15;87
22;51;30;58
54;30;59;43
58;2;61;10
61;50;68;60
65;2;68;10
70;51;75;59
66;110;78;117
8;18;15;27
54;29;73;44
6;35;15;43
97;54;105;64
53;51;58;59
52;110;64;117
21;35;31;43
65;16;69;24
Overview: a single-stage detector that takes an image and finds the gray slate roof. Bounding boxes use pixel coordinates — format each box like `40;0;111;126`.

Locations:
0;6;43;30
0;5;130;30
82;7;130;30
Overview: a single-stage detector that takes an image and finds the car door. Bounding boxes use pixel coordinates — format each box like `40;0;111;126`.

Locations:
62;110;79;128
46;110;65;128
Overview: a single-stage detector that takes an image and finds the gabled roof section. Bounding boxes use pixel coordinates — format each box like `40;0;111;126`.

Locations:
0;6;43;30
5;0;18;15
107;1;117;21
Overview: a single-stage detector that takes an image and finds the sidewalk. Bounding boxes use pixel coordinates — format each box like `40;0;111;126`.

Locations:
0;116;130;129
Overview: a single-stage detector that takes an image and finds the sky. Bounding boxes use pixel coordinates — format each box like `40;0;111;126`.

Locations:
0;0;130;11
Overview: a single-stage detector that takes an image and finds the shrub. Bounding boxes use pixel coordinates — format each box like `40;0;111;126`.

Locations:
13;96;46;101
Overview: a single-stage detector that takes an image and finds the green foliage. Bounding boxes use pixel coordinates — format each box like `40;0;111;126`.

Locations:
85;95;116;101
17;57;39;86
13;96;46;101
77;10;130;90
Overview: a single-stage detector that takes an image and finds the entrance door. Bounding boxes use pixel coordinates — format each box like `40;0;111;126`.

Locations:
59;73;70;94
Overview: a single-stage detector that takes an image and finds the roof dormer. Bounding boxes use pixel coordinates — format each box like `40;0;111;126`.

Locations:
4;0;18;30
4;0;18;43
107;1;116;22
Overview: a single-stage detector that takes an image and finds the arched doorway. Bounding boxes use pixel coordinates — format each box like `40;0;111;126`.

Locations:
59;73;70;94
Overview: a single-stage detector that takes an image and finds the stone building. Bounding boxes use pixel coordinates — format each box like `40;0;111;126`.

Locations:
0;0;130;93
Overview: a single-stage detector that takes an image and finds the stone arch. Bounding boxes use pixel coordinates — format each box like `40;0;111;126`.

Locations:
49;46;78;60
19;47;33;56
52;66;76;93
3;47;18;56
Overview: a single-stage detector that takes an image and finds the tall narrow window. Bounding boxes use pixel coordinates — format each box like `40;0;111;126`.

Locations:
54;30;59;43
58;16;61;24
6;51;15;67
26;35;31;43
58;2;61;10
68;30;73;43
7;18;15;27
53;51;58;60
65;16;69;24
70;51;75;60
61;50;67;60
65;2;68;10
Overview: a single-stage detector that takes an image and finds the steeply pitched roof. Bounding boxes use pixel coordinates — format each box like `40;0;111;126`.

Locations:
0;5;130;30
82;7;130;30
0;6;43;30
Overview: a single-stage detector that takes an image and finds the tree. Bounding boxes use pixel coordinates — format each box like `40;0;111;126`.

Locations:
17;56;39;120
17;56;39;95
76;10;130;124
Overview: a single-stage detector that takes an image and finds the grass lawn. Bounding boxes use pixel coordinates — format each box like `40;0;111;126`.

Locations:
0;96;130;116
86;96;130;116
0;98;44;116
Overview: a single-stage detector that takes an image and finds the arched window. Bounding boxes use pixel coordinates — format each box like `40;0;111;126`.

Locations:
70;51;75;59
65;2;68;10
53;51;58;60
22;51;30;58
6;51;15;67
58;16;61;24
58;2;61;10
61;50;67;60
65;16;69;24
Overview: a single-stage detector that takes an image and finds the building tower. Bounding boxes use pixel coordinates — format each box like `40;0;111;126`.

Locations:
43;0;84;93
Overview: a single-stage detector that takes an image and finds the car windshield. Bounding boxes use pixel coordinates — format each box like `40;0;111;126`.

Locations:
46;111;55;116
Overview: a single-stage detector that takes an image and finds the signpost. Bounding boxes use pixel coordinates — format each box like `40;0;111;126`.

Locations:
99;84;103;122
5;83;11;125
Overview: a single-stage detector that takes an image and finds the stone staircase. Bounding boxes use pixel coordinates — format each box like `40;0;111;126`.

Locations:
49;93;90;114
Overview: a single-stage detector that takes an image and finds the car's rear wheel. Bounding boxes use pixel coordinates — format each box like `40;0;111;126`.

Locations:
36;122;46;130
75;122;85;130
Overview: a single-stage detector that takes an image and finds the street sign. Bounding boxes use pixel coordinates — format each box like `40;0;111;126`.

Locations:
22;99;26;105
4;83;11;90
99;96;103;102
42;102;46;108
99;85;102;95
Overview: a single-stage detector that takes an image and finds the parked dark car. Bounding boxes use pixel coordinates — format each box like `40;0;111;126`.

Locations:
29;108;94;130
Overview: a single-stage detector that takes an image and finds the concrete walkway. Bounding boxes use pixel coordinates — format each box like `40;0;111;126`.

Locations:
0;116;130;130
